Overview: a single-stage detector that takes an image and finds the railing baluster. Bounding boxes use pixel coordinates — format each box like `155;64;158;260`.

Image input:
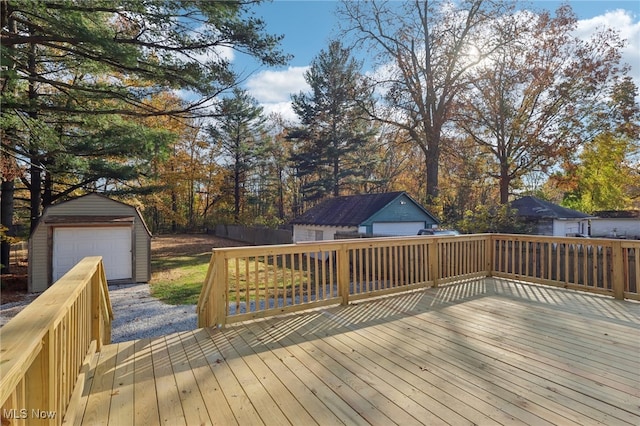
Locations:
1;257;111;424
195;235;639;327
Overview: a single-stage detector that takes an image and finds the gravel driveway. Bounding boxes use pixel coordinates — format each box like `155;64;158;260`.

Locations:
1;235;242;340
1;282;195;342
109;282;197;343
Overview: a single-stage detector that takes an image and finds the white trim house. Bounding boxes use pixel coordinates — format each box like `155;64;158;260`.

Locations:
290;192;439;243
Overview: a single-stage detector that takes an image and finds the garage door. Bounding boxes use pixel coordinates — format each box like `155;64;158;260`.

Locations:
372;222;425;236
52;227;132;282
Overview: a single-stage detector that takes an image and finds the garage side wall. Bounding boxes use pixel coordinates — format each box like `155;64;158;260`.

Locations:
28;195;151;292
292;225;355;242
28;222;48;292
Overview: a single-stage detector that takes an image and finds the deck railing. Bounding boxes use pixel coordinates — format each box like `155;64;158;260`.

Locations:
492;234;639;299
1;236;636;424
0;257;112;426
198;234;639;328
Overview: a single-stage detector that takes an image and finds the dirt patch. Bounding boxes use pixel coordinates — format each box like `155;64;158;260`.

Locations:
1;249;28;304
151;234;247;258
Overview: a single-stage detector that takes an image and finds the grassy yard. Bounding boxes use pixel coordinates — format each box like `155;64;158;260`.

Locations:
149;234;247;305
151;253;211;305
152;254;318;305
149;235;327;305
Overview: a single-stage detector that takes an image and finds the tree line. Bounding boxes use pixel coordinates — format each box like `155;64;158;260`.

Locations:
1;0;639;272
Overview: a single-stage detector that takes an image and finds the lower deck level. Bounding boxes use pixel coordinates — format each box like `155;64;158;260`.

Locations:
72;278;640;425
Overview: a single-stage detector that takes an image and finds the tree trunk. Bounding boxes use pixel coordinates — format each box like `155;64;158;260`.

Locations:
500;163;510;204
171;191;178;232
277;168;285;219
43;170;53;208
2;13;17;272
234;165;241;223
29;160;42;234
28;33;41;235
425;134;440;206
234;137;242;223
333;156;339;197
1;180;15;274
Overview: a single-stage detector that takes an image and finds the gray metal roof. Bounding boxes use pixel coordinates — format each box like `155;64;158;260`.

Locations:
290;192;437;226
511;196;591;219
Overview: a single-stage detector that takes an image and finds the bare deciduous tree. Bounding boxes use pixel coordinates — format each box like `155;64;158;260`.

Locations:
339;0;512;208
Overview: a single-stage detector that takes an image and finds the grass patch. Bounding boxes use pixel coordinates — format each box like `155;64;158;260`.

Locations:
150;252;330;306
227;257;312;302
150;253;210;305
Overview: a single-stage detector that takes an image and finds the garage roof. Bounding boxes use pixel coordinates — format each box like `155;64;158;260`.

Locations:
511;196;592;219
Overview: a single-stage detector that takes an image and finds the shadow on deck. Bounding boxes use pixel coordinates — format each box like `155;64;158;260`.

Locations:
74;278;640;425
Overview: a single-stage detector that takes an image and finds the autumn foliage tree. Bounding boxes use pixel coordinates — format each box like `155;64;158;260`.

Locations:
555;77;640;212
455;6;628;204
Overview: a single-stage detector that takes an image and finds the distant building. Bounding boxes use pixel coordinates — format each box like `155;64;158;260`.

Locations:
290;192;439;242
591;210;640;239
511;196;592;237
29;193;151;292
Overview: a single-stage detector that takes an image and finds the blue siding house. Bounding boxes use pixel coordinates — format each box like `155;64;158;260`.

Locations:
291;192;439;242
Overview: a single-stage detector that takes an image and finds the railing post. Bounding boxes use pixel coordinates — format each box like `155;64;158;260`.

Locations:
487;234;494;277
24;329;56;425
338;245;350;305
611;241;625;300
428;240;439;288
88;259;113;349
213;251;228;328
91;268;103;351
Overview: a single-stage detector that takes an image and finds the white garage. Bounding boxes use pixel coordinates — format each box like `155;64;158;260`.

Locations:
29;194;151;292
52;227;133;282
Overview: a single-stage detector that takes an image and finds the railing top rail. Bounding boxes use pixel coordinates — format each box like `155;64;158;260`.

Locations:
0;256;110;405
210;234;493;258
621;240;640;248
489;234;630;244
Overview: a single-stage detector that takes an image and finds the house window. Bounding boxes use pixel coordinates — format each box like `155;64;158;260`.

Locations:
315;230;323;241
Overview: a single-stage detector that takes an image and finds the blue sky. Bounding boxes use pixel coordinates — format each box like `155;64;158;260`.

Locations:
235;0;640;120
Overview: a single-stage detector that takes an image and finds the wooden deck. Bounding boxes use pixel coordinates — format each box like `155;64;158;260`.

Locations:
73;278;640;425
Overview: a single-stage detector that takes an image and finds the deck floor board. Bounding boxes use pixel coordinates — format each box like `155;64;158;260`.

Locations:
75;278;640;425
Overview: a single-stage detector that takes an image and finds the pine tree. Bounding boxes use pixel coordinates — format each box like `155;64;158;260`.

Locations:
208;88;265;223
0;0;288;268
290;41;377;204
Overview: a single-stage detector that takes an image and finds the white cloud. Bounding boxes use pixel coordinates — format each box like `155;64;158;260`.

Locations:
244;66;310;122
261;101;298;123
245;66;310;103
576;9;640;85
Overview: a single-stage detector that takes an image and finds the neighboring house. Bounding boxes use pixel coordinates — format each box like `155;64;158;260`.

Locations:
29;193;152;292
290;191;439;242
511;196;592;237
590;210;640;239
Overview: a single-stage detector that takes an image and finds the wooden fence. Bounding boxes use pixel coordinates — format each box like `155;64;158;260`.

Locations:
0;257;112;426
197;234;639;328
213;224;293;245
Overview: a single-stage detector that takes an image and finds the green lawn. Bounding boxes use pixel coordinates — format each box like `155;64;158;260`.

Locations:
150;253;211;305
150;252;319;306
